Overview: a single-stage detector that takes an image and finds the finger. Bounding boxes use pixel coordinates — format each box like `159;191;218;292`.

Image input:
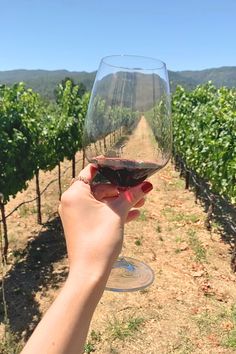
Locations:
118;181;153;209
125;209;140;223
92;184;119;201
67;164;98;199
78;163;97;183
134;198;145;208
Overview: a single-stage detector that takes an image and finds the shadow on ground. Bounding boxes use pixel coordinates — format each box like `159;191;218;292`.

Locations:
0;214;68;340
174;155;236;260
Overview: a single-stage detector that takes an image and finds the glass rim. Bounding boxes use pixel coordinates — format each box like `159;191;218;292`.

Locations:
101;54;166;71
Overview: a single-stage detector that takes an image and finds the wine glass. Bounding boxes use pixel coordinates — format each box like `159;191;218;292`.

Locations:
83;55;172;292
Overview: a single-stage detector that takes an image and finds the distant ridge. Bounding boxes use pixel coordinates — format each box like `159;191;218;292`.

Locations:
0;67;235;99
173;66;236;89
0;69;97;100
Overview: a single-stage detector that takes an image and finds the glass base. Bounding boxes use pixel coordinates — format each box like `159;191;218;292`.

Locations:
105;257;154;292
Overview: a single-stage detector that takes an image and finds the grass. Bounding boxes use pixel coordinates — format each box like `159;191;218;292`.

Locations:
223;305;236;349
0;252;22;354
84;341;95;353
11;249;25;263
163;178;185;191
171;328;195;354
134;233;144;246
210;220;223;233
107;315;145;341
187;230;207;263
90;329;101;342
174;178;185;189
138;209;147;221
224;329;236;349
175;235;184;243
193;305;236;350
174;235;188;254
161;207;199;224
18;204;36;217
84;330;101;353
194;310;219;334
134;238;142;246
42;203;54;215
0;325;22;354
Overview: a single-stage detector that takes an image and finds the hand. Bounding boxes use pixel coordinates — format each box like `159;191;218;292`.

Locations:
58;164;153;282
21;165;153;354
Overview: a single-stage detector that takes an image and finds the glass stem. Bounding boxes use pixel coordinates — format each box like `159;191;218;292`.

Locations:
113;257;135;272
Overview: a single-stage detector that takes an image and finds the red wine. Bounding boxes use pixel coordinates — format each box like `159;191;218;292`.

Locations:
91;158;162;187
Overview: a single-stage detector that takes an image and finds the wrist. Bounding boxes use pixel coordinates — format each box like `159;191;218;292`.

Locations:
67;253;116;283
66;265;111;296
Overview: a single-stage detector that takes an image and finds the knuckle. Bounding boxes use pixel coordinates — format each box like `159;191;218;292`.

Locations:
60;190;75;207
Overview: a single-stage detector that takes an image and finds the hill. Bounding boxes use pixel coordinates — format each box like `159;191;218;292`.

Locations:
173;66;236;89
0;66;235;100
0;69;96;100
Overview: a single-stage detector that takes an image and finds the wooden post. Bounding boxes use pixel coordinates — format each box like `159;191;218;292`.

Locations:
72;155;76;178
0;195;8;262
185;170;190;190
204;198;213;231
103;137;107;150
58;162;62;201
35;170;42;224
82;148;86;169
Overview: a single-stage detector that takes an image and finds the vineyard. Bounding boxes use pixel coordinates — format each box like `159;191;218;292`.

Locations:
0;79;90;259
0;81;236;353
172;83;236;204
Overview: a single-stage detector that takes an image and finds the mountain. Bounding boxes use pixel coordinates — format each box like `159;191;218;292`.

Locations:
95;71;169;111
0;67;235;100
0;69;96;100
171;66;236;89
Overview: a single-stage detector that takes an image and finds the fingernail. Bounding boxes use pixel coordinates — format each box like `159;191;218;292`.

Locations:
141;181;153;193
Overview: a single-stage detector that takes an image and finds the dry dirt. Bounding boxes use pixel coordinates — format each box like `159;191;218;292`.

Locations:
1;122;236;353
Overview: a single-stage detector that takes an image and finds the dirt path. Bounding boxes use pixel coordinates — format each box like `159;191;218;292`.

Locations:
1;132;236;353
88;164;236;353
123;116;157;162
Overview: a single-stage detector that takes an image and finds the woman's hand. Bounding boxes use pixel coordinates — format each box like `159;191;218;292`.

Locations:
21;164;153;354
58;164;153;281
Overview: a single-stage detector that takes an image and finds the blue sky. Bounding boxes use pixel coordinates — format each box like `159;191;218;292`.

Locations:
1;0;235;72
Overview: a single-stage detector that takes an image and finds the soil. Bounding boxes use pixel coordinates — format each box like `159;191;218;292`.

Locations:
1;119;236;353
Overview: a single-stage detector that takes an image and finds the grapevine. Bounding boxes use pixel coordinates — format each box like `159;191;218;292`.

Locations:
172;83;236;204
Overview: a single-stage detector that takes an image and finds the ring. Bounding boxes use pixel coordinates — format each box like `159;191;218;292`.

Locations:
70;176;91;185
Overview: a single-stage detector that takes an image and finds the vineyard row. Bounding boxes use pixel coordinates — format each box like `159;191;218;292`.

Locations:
1;81;235;260
0;79;89;259
172;83;236;205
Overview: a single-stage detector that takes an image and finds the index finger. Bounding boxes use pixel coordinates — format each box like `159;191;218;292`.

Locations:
79;163;98;183
113;181;153;211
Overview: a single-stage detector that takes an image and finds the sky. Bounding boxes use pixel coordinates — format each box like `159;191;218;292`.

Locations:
0;0;235;73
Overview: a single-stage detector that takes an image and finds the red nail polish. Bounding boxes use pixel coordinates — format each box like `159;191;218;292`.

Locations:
141;181;153;193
